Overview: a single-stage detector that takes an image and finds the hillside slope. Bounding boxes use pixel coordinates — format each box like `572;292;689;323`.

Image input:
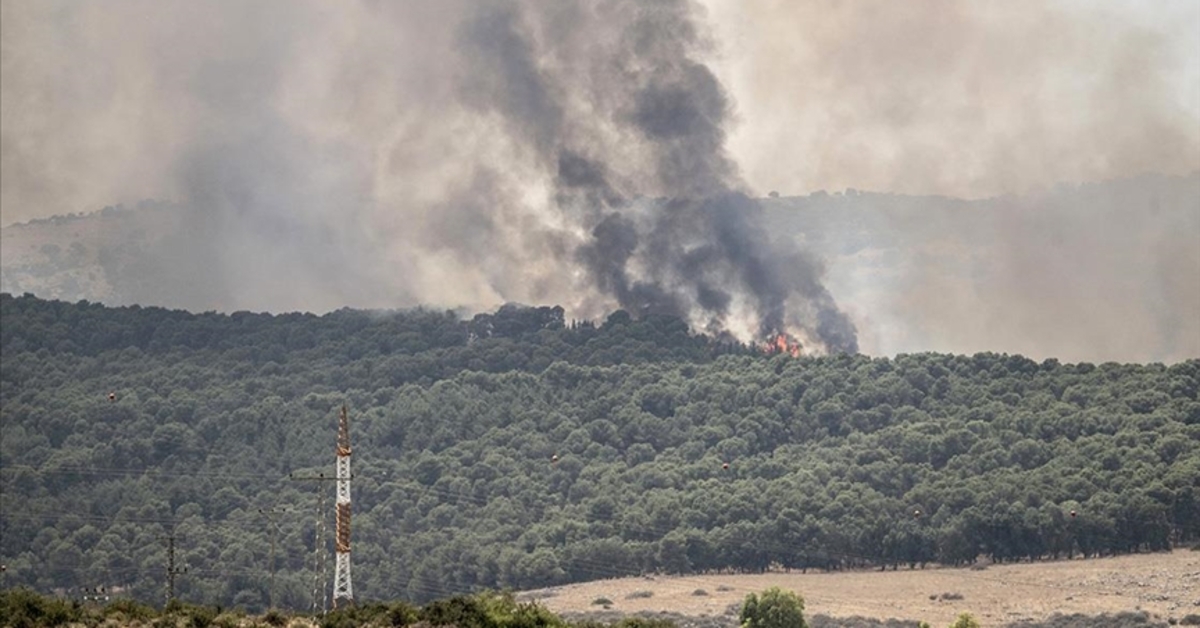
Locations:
1;295;1197;611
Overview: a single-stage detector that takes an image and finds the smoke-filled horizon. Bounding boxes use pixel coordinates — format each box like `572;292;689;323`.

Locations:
2;1;1198;358
1;0;865;352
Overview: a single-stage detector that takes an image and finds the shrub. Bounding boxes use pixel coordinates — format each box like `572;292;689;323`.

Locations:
592;597;614;606
615;619;676;628
418;595;493;628
691;589;709;597
625;591;654;600
261;609;288;627
739;587;806;628
104;598;159;623
949;613;981;628
322;601;403;628
213;612;243;628
940;593;964;601
0;589;83;628
386;601;419;626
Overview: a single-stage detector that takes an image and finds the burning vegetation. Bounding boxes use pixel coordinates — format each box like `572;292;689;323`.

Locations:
763;333;804;357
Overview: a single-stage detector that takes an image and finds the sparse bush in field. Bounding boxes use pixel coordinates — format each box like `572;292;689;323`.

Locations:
739;587;806;628
940;592;964;601
807;617;924;628
691;589;708;597
261;608;287;627
213;612;243;628
592;597;613;606
715;585;734;592
104;597;159;622
614;619;677;628
948;613;980;628
1180;614;1200;626
1005;612;1164;627
161;601;219;628
625;591;653;600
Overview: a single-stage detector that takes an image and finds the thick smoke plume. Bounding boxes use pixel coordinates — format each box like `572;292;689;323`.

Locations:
455;2;855;349
0;0;856;351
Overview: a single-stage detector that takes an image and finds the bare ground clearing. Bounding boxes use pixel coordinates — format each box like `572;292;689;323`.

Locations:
523;549;1200;627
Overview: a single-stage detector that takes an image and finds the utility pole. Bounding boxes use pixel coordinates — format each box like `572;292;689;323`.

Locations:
258;506;287;609
158;530;186;605
290;472;336;615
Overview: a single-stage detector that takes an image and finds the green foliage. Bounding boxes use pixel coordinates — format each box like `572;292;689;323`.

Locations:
321;602;402;628
948;614;980;628
418;595;494;628
262;608;288;627
0;588;82;628
612;619;676;628
165;602;218;628
739;587;806;628
104;597;159;623
1;294;1198;608
412;592;564;628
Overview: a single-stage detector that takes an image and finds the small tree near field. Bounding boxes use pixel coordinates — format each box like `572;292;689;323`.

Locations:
739;587;806;628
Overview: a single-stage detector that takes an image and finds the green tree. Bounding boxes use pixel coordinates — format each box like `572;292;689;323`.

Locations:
739;587;806;628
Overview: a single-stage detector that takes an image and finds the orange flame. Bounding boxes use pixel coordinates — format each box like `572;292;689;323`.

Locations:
763;333;802;357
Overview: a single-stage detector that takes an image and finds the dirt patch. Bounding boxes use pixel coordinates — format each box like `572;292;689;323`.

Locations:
526;550;1200;627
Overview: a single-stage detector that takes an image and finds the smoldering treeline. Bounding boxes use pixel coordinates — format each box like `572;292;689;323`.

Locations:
0;0;856;352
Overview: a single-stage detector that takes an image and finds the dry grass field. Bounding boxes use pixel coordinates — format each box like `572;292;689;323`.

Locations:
525;549;1200;627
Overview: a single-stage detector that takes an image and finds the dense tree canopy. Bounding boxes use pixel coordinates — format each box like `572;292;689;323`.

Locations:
1;294;1197;611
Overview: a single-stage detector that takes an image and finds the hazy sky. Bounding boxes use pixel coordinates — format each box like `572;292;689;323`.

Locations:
704;0;1200;199
3;0;1197;225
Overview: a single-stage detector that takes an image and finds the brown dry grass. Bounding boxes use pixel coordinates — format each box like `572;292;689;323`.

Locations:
527;549;1200;627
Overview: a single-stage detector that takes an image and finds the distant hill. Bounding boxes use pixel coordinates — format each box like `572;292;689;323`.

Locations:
1;294;1196;610
0;201;181;305
2;173;1198;361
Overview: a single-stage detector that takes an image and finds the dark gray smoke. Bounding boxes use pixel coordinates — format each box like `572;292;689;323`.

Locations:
455;0;856;351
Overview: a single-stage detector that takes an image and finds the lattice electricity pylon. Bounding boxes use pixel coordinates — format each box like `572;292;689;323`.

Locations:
289;472;334;615
332;404;353;607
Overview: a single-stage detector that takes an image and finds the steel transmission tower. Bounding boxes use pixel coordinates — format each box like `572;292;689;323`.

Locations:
332;405;353;607
288;472;334;615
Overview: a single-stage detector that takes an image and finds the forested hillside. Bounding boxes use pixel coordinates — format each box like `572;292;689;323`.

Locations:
1;294;1197;611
